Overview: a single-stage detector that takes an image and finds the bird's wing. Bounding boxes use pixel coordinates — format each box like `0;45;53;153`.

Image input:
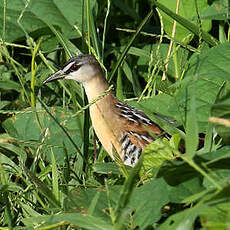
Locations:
115;101;164;166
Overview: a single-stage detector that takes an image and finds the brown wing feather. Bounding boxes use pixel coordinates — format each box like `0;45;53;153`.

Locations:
114;100;165;166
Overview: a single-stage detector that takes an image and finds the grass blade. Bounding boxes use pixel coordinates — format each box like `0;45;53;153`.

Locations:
36;97;84;160
102;0;111;60
0;161;14;229
109;9;154;82
51;148;59;201
23;167;61;208
47;23;81;58
113;155;143;230
30;37;42;107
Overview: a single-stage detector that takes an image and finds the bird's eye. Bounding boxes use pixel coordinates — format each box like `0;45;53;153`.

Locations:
70;64;79;72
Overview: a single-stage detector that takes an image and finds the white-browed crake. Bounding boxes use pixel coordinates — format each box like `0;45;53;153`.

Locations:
44;54;166;167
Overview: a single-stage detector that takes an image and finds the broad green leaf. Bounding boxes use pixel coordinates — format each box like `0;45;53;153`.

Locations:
201;146;230;163
158;204;206;230
200;0;230;20
23;213;113;230
130;178;170;229
203;169;230;189
158;146;230;193
127;94;176;121
157;160;200;186
64;178;171;229
0;80;21;92
2;107;83;163
195;185;230;228
19;201;41;218
0;0;95;42
157;0;212;44
140;138;176;180
66;164;171;229
200;201;230;229
185;94;198;158
128;46;149;57
64;186;121;220
172;42;230;132
93;162;122;175
168;177;204;203
114;154;144;228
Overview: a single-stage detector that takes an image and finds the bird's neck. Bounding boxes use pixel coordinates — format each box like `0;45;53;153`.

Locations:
82;73;111;102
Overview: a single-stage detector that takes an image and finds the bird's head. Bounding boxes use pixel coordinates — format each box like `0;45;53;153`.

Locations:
43;54;100;84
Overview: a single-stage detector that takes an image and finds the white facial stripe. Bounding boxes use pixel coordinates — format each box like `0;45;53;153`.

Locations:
63;61;75;73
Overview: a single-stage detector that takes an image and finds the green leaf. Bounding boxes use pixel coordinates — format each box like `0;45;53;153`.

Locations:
211;82;230;143
51;149;59;201
140;138;176;180
0;101;10;109
129;178;170;229
185;94;198;158
0;80;21;92
154;0;215;45
0;0;95;42
201;146;230;163
23;213;113;230
0;153;22;174
93;162;122;175
114;155;143;229
135;44;189;80
18;201;41;218
122;61;133;83
157;160;199;186
168;177;204;203
200;201;230;229
200;1;230;20
2;107;83;163
116;67;124;100
158;204;206;230
23;167;61;208
0;141;27;162
109;9;154;82
64;186;121;220
47;24;81;58
172;42;230;132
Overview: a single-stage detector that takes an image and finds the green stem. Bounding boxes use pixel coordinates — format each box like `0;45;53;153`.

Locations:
109;9;154;82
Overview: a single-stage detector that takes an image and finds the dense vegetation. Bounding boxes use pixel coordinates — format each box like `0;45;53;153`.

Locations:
0;0;230;229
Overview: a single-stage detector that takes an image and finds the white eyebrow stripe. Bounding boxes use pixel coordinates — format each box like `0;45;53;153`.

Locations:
62;61;75;72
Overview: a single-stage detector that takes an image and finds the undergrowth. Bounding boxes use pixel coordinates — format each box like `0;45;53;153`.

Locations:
0;0;230;229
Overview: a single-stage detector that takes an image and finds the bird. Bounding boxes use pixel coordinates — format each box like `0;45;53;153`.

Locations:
44;54;166;167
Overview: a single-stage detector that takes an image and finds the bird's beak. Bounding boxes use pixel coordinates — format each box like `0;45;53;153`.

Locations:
43;70;65;84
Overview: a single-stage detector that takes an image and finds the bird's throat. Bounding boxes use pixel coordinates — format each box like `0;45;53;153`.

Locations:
82;74;110;102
